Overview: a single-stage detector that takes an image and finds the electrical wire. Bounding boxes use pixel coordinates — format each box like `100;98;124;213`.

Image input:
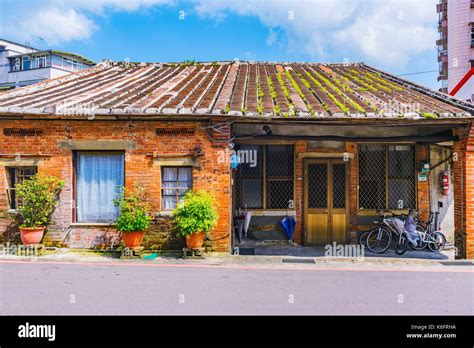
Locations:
397;70;439;77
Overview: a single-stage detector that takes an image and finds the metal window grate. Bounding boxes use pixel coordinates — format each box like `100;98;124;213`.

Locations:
266;145;294;209
3;128;44;137
235;145;263;209
332;163;346;208
358;144;416;210
156;128;196;136
235;145;294;209
388;145;416;209
308;163;327;208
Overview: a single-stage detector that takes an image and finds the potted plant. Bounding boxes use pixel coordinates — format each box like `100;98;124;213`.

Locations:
15;174;64;245
114;186;151;249
172;190;219;249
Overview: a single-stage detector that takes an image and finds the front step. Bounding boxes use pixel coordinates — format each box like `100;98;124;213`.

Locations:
247;228;287;241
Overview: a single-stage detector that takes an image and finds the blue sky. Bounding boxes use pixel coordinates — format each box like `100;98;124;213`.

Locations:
0;0;440;88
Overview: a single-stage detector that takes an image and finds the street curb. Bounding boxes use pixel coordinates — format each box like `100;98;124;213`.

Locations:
0;251;469;270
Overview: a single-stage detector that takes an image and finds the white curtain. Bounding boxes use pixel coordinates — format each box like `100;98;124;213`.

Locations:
162;167;177;211
76;152;124;222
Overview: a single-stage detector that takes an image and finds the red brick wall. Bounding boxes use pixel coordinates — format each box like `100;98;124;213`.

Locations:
453;126;474;259
293;140;305;244
0;119;231;252
346;142;358;243
416;145;431;223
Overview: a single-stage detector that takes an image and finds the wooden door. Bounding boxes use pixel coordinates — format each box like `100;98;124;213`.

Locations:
304;159;348;245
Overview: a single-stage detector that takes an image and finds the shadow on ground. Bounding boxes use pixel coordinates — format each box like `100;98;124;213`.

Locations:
236;240;452;260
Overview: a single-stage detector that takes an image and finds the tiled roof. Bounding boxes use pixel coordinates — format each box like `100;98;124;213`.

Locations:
0;60;472;119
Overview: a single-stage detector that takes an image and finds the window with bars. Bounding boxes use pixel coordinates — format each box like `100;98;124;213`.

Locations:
161;167;193;210
358;144;416;210
235;144;294;209
6;167;37;210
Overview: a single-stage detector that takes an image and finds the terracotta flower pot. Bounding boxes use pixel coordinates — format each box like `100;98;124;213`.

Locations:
20;227;45;245
185;231;205;249
122;231;145;249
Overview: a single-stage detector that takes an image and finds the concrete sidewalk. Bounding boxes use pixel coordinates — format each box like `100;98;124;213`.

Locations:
0;246;471;272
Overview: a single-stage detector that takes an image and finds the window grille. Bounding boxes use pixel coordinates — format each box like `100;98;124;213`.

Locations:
358;144;416;210
235;144;294;209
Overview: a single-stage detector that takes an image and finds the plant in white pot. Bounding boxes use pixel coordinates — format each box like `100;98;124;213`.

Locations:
172;190;219;249
15;174;64;245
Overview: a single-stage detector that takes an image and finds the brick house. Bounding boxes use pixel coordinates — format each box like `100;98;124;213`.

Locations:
0;60;473;258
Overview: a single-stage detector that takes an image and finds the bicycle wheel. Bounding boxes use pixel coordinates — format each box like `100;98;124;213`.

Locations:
367;227;391;253
358;231;370;246
394;233;408;255
427;232;446;252
409;224;427;250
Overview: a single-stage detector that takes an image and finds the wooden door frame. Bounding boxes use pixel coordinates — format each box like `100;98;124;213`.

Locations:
303;158;349;245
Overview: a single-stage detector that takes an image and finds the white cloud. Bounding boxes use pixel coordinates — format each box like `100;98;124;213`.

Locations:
0;0;438;69
193;0;438;68
0;0;173;45
15;7;98;46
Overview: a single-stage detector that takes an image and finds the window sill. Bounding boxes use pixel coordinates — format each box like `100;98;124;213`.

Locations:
155;211;172;218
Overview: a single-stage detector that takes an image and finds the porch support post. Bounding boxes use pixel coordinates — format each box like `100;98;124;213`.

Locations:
346;142;358;244
294;140;305;244
416;145;431;223
453;125;474;259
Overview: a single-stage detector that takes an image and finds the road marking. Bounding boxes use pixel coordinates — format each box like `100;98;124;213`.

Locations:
0;259;472;273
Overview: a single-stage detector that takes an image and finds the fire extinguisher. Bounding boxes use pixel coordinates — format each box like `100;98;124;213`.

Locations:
441;171;449;195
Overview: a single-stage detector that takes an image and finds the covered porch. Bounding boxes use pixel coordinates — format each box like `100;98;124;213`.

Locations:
231;120;472;258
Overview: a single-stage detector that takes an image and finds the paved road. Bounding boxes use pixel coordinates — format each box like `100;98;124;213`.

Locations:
0;260;472;315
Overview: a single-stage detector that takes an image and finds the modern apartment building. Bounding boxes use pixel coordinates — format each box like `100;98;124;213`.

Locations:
0;39;95;91
437;0;474;102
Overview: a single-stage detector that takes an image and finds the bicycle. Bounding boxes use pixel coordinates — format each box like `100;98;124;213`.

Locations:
393;218;410;255
409;202;447;252
366;210;407;253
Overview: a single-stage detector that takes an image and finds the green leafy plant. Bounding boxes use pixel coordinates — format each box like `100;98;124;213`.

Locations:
276;71;295;115
114;186;152;232
312;69;365;113
172;190;219;238
305;71;349;113
16;174;64;228
285;70;314;114
257;81;264;114
421;112;438;119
